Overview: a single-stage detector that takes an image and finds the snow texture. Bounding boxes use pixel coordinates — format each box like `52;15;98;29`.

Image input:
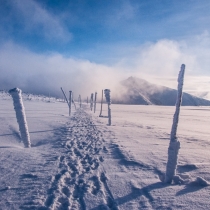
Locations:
9;88;31;148
1;90;210;209
195;177;209;187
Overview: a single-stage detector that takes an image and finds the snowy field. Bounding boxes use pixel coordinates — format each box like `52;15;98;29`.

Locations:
1;91;210;210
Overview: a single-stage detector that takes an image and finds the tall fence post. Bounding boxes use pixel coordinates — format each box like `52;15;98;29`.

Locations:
165;64;185;184
90;93;94;111
9;88;31;148
99;89;103;117
69;91;72;116
94;92;97;113
104;89;111;126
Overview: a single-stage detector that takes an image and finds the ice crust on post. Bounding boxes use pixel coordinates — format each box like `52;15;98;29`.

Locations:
9;88;31;148
165;64;185;184
90;93;94;111
99;89;103;116
94;92;97;113
69;91;72;116
104;89;111;126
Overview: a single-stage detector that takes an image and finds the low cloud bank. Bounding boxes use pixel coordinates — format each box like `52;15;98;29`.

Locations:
1;33;210;100
0;42;123;99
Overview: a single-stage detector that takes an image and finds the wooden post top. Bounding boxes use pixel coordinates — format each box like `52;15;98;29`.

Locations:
9;88;21;94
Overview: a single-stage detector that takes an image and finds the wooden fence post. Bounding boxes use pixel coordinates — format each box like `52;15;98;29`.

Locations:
90;93;94;111
94;92;97;113
61;87;70;106
99;89;103;116
104;89;111;126
165;64;185;183
69;91;72;116
72;91;76;110
9;88;31;148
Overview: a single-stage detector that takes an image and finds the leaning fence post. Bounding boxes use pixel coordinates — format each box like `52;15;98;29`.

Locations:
94;92;97;113
9;88;31;148
104;89;111;126
61;87;70;107
72;91;77;110
165;64;185;184
69;91;72;116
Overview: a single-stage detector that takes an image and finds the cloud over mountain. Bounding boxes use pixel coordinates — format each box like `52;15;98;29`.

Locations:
113;77;210;106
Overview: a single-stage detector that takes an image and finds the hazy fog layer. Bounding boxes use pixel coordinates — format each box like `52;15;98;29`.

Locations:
1;32;210;99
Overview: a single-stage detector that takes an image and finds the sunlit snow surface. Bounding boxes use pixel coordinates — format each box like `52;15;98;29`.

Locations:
1;91;210;209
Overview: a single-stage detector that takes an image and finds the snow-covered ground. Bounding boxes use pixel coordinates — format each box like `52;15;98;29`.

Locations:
1;91;210;210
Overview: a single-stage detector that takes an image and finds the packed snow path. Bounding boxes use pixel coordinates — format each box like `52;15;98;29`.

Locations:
35;108;165;210
42;109;117;210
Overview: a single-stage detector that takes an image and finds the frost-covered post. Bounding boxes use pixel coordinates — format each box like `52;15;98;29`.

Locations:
94;92;97;113
104;89;111;126
90;93;94;111
69;91;72;116
99;89;103;117
9;88;31;148
165;64;185;184
72;91;77;110
61;87;69;107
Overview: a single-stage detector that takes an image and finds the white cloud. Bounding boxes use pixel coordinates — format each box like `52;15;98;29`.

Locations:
1;32;210;100
0;42;123;98
111;32;210;98
115;39;200;77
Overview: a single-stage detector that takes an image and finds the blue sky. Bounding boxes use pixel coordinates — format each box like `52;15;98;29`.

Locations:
1;0;210;97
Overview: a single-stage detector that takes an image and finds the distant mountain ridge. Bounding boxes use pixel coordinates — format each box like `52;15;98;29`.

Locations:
112;77;210;106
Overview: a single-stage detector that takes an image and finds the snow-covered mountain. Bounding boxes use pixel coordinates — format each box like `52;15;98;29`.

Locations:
113;76;210;106
187;91;210;101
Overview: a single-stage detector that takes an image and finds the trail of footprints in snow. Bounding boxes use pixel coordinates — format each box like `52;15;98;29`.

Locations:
43;110;116;210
